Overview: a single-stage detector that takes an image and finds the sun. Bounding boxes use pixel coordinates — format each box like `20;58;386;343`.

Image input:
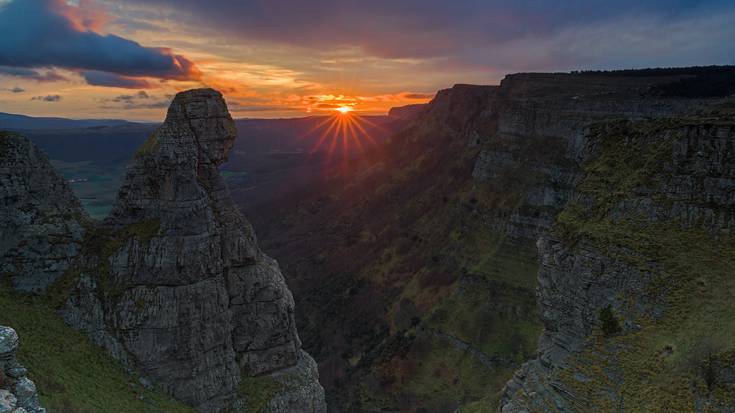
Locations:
336;106;353;114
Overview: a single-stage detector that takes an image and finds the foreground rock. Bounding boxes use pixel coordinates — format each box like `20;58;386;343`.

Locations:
0;327;45;413
62;89;325;412
0;132;87;293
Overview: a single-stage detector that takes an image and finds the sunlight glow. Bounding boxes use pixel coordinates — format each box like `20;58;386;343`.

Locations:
302;111;386;160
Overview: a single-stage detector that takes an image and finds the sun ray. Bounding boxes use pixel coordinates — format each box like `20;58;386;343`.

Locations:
311;116;340;153
350;116;377;146
304;108;380;160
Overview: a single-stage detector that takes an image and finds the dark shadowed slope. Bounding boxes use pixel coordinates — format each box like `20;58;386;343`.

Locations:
248;67;735;412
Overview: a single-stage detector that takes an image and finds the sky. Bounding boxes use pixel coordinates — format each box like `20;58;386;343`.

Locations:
0;0;733;120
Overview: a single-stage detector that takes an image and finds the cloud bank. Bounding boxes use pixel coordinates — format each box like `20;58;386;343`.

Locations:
0;0;200;87
123;0;735;71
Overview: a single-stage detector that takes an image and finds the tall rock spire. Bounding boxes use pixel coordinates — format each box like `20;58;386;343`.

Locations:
63;88;326;412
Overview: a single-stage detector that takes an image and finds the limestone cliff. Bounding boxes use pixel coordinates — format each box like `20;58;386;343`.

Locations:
0;326;45;413
248;68;735;411
500;116;735;412
459;72;735;411
56;89;325;412
0;132;87;293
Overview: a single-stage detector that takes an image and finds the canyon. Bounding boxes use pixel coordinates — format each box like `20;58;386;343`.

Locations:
251;67;735;411
1;66;734;412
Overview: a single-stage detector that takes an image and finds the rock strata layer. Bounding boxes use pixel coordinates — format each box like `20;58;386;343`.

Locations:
0;326;45;413
481;76;735;412
61;89;325;412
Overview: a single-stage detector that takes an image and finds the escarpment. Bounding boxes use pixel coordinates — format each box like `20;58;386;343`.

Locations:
250;68;735;411
458;73;735;411
60;89;326;412
500;116;735;412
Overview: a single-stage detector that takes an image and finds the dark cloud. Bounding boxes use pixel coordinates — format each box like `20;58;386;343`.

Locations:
111;90;150;103
0;0;200;87
31;95;62;102
83;71;152;89
0;66;67;82
100;90;169;109
1;86;25;93
125;0;735;69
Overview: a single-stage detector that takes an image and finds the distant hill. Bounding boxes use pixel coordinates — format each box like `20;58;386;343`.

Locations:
0;111;136;130
0;110;415;219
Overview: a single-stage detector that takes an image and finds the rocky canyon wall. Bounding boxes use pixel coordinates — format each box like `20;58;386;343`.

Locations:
1;90;326;413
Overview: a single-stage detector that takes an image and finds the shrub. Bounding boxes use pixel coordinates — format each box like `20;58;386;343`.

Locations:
599;305;621;337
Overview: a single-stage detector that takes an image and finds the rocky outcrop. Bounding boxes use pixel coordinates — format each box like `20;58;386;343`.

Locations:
387;103;427;120
0;326;45;413
0;132;87;293
498;108;735;410
61;89;325;412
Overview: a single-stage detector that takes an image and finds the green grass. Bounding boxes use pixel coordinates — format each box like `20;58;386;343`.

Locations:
0;285;196;413
403;333;515;411
73;219;160;300
547;117;735;411
237;375;283;413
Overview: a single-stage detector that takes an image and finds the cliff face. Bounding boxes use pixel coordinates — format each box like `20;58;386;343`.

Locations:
248;68;735;411
500;116;735;412
0;132;87;293
60;89;325;413
0;326;45;413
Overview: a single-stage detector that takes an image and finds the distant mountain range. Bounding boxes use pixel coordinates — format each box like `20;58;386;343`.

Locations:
0;111;137;130
0;106;422;218
0;109;420;163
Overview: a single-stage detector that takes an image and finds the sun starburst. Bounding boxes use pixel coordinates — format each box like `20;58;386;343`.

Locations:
303;110;384;160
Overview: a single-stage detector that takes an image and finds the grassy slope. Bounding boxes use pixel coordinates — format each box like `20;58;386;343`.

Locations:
546;117;735;411
254;115;542;411
0;285;197;413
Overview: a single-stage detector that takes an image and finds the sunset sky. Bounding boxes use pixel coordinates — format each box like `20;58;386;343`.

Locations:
0;0;734;120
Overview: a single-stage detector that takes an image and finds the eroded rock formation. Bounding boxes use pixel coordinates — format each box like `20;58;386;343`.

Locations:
0;326;45;413
0;132;87;293
58;89;325;412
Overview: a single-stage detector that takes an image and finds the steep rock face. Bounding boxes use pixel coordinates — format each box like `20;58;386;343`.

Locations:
234;68;735;411
0;132;87;293
472;73;717;241
62;89;325;412
501;116;735;411
0;326;45;413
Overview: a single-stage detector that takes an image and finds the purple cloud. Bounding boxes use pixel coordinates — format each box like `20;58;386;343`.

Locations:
124;0;735;70
0;66;67;82
83;71;153;89
0;0;200;87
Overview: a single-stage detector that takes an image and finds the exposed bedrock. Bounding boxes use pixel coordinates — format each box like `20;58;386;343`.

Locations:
61;89;325;412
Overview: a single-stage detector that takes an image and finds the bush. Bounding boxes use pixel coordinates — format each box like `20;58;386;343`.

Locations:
599;305;621;337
